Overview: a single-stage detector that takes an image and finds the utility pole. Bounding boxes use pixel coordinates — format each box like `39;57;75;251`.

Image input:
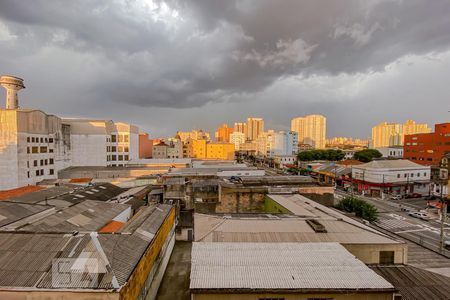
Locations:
439;180;447;252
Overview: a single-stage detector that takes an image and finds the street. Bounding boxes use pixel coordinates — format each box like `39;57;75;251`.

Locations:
335;190;450;257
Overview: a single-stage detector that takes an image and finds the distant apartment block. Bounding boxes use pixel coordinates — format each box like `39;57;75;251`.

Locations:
404;123;450;166
291;114;326;149
229;131;245;150
371;120;431;148
215;123;233;142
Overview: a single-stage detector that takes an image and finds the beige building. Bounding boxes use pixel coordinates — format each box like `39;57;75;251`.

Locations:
291;114;327;149
245;117;264;141
229;131;245;150
0;109;71;190
233;122;247;135
176;129;210;143
371;120;431;148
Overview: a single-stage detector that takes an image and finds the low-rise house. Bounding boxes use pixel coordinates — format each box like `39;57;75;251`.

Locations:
352;159;431;197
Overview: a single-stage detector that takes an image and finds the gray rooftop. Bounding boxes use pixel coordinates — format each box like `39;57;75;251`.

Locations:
190;242;394;291
0;202;53;228
0;203;173;290
16;200;130;233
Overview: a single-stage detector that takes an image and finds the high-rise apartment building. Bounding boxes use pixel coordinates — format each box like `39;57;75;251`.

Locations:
230;132;245;151
291;114;326;149
216;123;234;142
234;122;247;135
176;129;210;143
256;130;298;157
246;117;264;141
371;120;431;148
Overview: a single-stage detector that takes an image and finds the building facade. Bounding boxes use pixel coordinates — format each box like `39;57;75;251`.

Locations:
376;146;404;158
371;120;431;148
215;123;233;142
403;123;450;166
245;117;264;141
0;109;71;190
229;131;245;151
352;160;431;197
291;114;326;149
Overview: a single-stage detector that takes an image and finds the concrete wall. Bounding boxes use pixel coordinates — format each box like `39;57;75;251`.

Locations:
192;292;393;300
0;110;19;190
119;207;176;300
217;186;267;213
343;243;407;265
70;134;107;166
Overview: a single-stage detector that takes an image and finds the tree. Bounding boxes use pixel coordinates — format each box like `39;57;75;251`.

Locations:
336;196;378;222
297;149;345;161
354;149;382;162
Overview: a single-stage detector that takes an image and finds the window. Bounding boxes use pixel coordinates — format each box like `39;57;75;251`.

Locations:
40;138;43;143
27;161;29;168
111;146;117;152
379;251;395;264
118;135;123;143
49;158;54;165
404;174;407;178
40;160;44;166
40;146;47;153
411;173;414;178
124;135;129;143
27;147;30;154
40;169;44;176
44;159;48;166
124;155;129;161
49;149;54;153
111;155;117;161
111;135;117;143
34;160;38;167
27;171;30;178
417;173;420;177
32;146;39;154
424;172;427;176
35;170;40;176
118;155;123;161
49;138;54;143
49;169;54;175
118;146;123;152
124;146;129;152
45;138;48;143
397;174;400;178
27;137;30;143
32;137;35;143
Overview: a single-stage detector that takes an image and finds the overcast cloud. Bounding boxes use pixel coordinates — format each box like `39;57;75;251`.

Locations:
0;0;449;138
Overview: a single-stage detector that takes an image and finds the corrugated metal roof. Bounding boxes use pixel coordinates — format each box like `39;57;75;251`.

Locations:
18;200;130;233
190;242;394;291
0;202;52;228
371;265;450;300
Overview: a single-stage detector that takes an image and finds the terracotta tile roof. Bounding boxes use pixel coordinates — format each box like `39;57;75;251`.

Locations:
69;178;92;183
0;186;45;201
99;220;125;233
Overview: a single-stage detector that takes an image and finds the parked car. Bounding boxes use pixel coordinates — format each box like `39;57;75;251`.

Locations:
405;193;422;199
391;195;402;200
408;211;429;220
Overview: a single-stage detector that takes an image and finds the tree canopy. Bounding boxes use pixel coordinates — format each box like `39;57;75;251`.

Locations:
336;196;378;222
354;149;382;162
297;149;346;161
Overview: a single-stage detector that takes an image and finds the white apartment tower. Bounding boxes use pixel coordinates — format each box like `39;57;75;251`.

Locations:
291;114;327;149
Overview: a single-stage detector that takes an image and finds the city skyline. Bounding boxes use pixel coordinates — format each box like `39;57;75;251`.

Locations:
0;1;449;137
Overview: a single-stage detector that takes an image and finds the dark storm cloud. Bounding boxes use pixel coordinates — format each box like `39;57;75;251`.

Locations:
0;0;449;137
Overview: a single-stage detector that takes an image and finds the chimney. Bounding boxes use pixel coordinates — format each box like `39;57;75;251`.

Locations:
0;75;25;109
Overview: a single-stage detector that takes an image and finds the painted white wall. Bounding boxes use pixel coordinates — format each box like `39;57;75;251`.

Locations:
352;166;430;184
70;134;107;166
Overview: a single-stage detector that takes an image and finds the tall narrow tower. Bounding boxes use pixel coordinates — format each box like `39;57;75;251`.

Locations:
0;75;25;109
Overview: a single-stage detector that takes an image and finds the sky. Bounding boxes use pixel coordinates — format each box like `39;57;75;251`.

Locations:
0;0;449;138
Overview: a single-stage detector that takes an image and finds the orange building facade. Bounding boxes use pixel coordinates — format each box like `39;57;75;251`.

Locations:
216;123;234;142
404;123;450;166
